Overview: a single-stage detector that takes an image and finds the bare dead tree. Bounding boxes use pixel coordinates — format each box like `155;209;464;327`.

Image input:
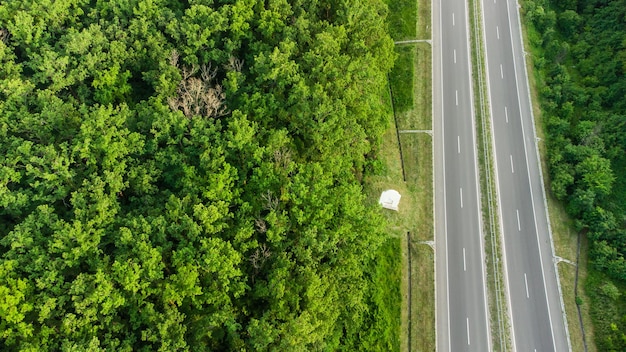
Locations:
273;147;292;170
0;29;9;43
168;61;227;119
255;218;267;233
225;56;244;72
249;244;271;270
169;49;179;67
261;190;279;211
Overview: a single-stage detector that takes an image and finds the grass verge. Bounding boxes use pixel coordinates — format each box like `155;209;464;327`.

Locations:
400;133;432;242
417;0;431;40
378;0;434;350
370;43;434;352
389;46;415;114
394;43;432;131
410;242;435;350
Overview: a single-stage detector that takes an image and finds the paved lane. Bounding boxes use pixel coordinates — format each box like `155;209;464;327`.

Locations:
481;0;570;350
434;0;491;350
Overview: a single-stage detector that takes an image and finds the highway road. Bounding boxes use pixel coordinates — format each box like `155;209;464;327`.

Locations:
433;0;491;350
481;0;570;350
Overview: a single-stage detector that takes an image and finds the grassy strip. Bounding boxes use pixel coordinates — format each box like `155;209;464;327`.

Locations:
364;93;404;351
400;133;433;242
520;12;596;352
389;46;416;114
380;0;434;350
416;0;431;40
394;43;432;131
367;128;416;238
411;243;435;350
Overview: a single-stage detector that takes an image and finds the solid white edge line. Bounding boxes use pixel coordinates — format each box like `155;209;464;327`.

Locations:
467;317;471;345
437;0;452;349
463;0;492;349
479;0;518;349
505;0;559;349
431;0;439;346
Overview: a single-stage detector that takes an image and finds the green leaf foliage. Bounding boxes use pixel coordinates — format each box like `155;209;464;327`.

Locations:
0;0;398;350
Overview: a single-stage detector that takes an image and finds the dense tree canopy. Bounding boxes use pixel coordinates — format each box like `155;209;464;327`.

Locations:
0;0;397;350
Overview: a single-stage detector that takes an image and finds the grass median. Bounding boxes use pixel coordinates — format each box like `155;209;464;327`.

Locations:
390;41;434;351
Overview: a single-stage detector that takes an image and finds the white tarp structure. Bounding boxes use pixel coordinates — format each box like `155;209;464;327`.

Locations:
379;189;401;211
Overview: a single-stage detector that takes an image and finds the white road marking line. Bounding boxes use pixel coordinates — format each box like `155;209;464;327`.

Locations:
505;106;509;123
510;154;514;173
455;90;458;106
500;64;504;78
517;209;521;231
497;26;500;39
460;187;463;208
453;13;455;26
525;273;530;298
454;49;457;63
467;317;471;345
463;248;467;271
457;135;461;154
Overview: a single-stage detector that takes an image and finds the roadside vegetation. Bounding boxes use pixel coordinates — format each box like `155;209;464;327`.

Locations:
521;0;626;349
0;0;400;349
377;0;434;349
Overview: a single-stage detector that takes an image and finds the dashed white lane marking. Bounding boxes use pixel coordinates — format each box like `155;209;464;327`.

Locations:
497;26;500;39
453;13;455;26
463;248;467;271
458;135;461;154
467;317;471;345
516;209;521;231
510;154;514;173
460;187;464;208
525;273;530;298
454;49;457;63
505;106;508;123
455;90;458;106
500;64;504;78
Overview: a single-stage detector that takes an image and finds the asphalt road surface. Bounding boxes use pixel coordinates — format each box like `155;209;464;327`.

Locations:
434;0;491;350
481;0;570;350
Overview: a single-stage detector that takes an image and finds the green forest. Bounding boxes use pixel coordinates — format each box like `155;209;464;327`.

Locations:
523;0;626;349
0;0;400;350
